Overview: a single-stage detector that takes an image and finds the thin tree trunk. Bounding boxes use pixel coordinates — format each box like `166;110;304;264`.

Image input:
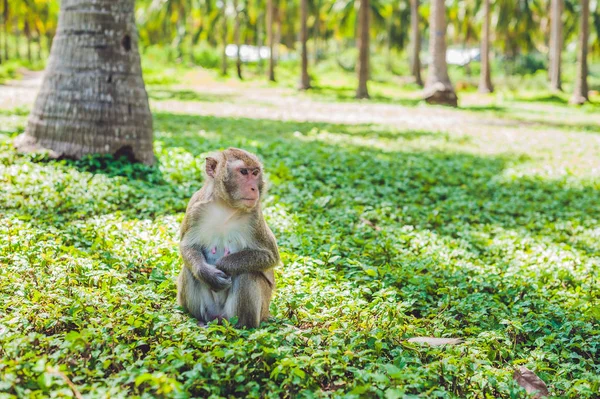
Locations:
15;0;154;165
410;0;422;86
46;31;53;56
571;0;589;104
234;0;242;79
299;0;310;90
221;11;228;76
274;3;281;63
16;18;22;59
25;20;32;63
257;10;264;73
478;0;493;93
355;0;369;99
423;0;457;106
313;1;320;65
267;0;275;81
2;0;8;60
549;0;563;91
386;14;393;72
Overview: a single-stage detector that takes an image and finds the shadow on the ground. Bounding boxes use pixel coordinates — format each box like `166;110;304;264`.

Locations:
3;111;598;364
5;111;597;259
148;88;236;103
307;84;423;106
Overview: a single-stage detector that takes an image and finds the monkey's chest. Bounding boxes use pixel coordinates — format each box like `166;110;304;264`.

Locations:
189;206;254;264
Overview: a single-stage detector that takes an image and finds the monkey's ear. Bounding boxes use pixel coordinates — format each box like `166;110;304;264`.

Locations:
205;157;218;178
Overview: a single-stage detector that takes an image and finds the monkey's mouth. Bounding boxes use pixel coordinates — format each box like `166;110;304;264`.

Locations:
240;197;258;204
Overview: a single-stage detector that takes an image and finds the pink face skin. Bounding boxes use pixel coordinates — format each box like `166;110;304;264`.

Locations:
228;161;262;209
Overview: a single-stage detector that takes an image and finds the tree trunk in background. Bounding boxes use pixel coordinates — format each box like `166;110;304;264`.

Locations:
386;14;393;72
3;0;8;60
549;0;563;91
299;0;310;90
571;0;589;104
25;21;33;63
267;0;275;81
410;0;422;86
15;0;154;165
355;0;369;99
234;0;243;79
257;10;264;73
274;3;281;64
478;0;493;93
423;0;457;106
221;12;228;76
313;1;320;65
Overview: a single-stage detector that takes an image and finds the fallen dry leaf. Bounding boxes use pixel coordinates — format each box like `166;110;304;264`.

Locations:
360;218;381;231
513;366;549;398
407;337;463;346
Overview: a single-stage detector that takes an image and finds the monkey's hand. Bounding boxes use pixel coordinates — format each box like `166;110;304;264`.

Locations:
215;248;278;276
199;264;232;292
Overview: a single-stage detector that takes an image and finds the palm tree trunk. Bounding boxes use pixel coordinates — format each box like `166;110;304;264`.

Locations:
15;0;154;165
221;11;228;76
423;0;457;106
257;10;264;73
25;20;33;63
478;0;493;93
386;14;393;72
410;0;422;86
299;0;310;90
570;0;589;104
3;0;8;60
267;0;276;81
313;3;320;65
234;0;243;79
549;0;563;91
355;0;370;99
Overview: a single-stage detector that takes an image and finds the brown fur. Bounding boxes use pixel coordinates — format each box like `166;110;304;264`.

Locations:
177;148;280;328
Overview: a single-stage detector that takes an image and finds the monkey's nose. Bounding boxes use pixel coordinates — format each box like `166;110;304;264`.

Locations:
251;187;256;191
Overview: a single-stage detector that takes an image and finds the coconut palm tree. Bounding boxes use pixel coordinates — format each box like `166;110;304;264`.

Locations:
549;0;563;91
267;0;276;81
356;0;370;99
410;0;423;86
299;0;311;90
423;0;457;106
478;0;493;93
15;0;154;164
571;0;589;104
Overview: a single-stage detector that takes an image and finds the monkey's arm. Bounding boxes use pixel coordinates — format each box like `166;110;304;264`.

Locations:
180;243;232;291
215;247;279;275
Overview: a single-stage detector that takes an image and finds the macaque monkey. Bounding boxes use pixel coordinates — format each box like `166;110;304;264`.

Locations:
177;148;280;328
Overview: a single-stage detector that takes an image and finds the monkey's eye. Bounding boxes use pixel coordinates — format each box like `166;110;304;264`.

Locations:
240;169;248;176
252;169;260;176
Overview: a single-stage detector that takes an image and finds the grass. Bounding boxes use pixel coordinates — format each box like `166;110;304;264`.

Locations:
1;88;599;398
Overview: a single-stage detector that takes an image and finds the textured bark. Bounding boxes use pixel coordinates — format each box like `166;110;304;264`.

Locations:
571;0;589;105
267;0;276;81
256;10;264;73
423;0;457;106
410;0;422;86
221;11;228;76
549;0;563;91
299;0;310;90
478;0;493;93
2;0;8;60
355;0;370;99
313;5;320;65
15;0;154;165
234;0;243;80
25;20;33;63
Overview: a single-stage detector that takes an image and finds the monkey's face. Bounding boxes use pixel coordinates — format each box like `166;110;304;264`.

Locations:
224;159;264;211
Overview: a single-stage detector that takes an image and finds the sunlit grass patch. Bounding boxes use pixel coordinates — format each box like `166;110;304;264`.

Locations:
1;106;599;398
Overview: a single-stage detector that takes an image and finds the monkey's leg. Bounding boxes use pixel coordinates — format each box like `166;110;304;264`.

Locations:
178;267;225;323
224;272;272;328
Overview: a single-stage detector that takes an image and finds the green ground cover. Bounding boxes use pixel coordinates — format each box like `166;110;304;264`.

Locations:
0;79;599;398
